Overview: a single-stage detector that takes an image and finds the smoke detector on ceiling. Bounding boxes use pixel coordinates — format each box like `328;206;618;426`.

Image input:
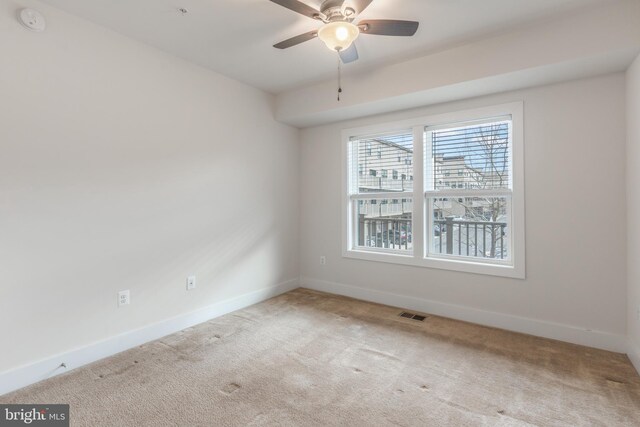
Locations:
18;8;46;32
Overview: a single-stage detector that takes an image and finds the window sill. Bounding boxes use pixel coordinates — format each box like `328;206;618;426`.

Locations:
343;249;525;279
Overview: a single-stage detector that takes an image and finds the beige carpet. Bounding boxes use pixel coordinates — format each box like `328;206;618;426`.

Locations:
2;288;640;426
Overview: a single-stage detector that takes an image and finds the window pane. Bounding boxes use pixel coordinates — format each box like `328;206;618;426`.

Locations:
429;120;511;191
355;198;412;251
353;131;413;193
430;196;509;260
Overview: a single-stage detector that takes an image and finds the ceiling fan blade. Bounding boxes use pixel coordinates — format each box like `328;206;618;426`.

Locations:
269;0;323;20
358;20;419;36
273;30;318;49
339;43;359;64
349;0;374;15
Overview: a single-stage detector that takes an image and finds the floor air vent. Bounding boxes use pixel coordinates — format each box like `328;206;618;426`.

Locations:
399;312;428;321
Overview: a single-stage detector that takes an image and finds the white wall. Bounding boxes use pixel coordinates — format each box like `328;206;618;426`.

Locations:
627;54;640;369
0;0;299;374
300;73;628;351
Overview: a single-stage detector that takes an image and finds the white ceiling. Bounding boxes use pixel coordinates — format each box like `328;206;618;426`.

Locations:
39;0;612;93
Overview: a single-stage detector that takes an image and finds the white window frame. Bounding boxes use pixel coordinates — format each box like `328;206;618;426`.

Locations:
342;102;525;279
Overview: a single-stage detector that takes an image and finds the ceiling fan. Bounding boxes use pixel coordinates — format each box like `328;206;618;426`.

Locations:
270;0;419;64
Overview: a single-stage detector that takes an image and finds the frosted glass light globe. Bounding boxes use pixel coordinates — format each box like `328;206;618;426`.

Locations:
318;21;359;52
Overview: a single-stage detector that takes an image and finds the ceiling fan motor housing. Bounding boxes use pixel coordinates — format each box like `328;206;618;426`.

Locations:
321;0;355;22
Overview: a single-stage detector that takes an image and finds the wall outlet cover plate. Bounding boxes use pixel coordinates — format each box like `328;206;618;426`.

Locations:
118;290;130;307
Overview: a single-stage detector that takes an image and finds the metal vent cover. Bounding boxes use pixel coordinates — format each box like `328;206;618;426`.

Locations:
399;311;428;321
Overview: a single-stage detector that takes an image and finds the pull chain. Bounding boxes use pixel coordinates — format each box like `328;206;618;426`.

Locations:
337;53;343;101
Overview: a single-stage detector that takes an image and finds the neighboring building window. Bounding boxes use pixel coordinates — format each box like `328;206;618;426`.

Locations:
343;102;524;278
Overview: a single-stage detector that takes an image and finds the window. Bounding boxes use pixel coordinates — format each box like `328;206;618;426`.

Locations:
369;169;377;177
426;117;513;263
343;103;524;278
346;131;413;253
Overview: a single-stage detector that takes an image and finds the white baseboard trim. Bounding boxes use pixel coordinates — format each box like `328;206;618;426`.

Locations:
300;276;627;354
0;278;299;397
628;340;640;376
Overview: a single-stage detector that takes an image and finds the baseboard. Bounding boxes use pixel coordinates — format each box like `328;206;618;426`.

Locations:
628;340;640;376
0;278;299;397
300;276;627;353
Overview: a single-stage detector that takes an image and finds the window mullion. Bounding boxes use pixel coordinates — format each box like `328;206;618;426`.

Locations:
412;125;424;259
424;128;434;260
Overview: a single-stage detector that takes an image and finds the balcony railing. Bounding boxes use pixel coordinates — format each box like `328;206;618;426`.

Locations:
355;215;507;259
433;217;507;259
357;217;412;250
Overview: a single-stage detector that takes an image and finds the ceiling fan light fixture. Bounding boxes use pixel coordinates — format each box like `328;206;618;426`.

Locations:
317;21;359;52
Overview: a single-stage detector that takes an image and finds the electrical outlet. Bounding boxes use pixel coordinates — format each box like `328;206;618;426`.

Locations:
320;256;326;265
187;276;196;290
118;290;130;307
